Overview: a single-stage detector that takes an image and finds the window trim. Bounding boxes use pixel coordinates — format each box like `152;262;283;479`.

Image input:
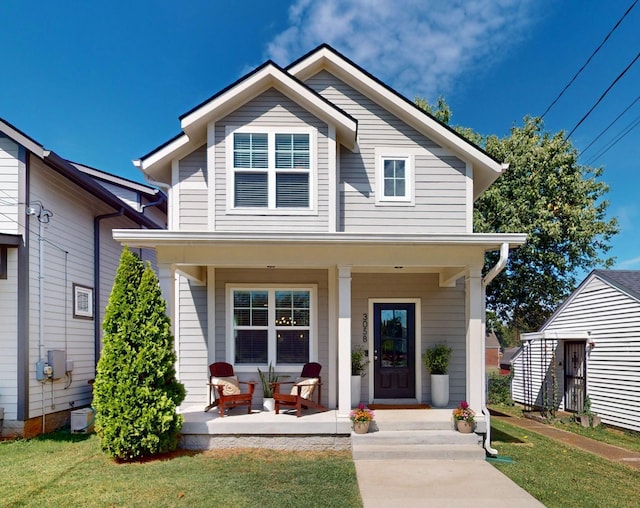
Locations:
73;283;94;320
375;149;415;206
226;283;318;372
0;246;7;279
226;125;317;215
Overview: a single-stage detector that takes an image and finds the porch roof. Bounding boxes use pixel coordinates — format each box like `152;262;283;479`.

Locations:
520;330;590;341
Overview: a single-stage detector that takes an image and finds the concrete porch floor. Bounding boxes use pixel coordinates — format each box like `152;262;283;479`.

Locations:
179;404;461;450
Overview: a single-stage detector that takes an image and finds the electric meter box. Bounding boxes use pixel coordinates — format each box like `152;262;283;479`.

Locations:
71;408;94;433
47;350;65;380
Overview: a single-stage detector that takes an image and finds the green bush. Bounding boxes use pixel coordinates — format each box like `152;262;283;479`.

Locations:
93;247;185;461
487;371;513;405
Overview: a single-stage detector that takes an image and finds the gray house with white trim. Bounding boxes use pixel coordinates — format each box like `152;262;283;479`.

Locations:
114;44;526;439
513;270;640;433
0;117;166;437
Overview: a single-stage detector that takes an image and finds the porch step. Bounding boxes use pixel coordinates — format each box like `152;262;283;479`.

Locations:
351;430;485;461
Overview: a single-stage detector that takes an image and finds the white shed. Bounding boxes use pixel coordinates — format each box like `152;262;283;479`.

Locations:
511;270;640;433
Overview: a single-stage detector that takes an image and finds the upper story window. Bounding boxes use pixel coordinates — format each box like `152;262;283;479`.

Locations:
228;126;314;212
375;149;414;206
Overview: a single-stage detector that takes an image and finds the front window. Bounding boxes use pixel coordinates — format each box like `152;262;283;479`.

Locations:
230;286;315;367
229;128;313;210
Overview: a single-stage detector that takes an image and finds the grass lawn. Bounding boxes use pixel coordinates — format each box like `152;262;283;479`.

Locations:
0;431;362;508
490;418;640;508
490;403;640;453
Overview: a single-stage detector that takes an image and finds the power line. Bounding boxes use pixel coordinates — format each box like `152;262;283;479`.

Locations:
564;51;640;142
585;113;640;165
541;0;638;119
580;93;640;156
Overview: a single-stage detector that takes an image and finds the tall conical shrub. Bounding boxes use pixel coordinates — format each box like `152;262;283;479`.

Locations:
93;247;185;460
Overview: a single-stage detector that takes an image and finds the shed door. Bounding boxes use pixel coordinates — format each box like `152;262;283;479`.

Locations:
373;303;415;399
564;341;586;412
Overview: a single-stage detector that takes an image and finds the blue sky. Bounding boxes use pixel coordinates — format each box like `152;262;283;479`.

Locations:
1;0;638;270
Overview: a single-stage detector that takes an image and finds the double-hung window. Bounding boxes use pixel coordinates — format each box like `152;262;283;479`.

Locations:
375;149;414;206
229;285;315;368
229;127;313;210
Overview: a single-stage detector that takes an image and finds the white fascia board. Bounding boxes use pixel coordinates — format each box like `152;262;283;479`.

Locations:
113;229;526;249
520;330;590;342
289;47;503;197
0;119;45;158
179;64;357;149
135;133;192;181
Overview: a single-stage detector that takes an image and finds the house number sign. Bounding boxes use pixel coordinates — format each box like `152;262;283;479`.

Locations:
362;313;368;342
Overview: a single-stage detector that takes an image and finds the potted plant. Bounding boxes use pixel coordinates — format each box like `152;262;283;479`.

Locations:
350;404;375;434
258;363;286;412
422;343;452;407
576;394;601;428
452;400;475;433
351;347;369;407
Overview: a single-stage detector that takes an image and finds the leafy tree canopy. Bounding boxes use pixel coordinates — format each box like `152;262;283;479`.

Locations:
416;98;618;335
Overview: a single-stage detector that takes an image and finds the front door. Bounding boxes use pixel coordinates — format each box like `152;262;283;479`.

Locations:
373;303;415;399
564;341;586;412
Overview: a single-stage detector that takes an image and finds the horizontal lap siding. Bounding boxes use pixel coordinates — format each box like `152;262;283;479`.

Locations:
178;146;208;230
305;71;468;233
351;273;466;404
511;340;560;410
0;136;20;234
513;276;640;432
178;276;208;406
214;89;329;232
0;249;18;418
214;268;329;404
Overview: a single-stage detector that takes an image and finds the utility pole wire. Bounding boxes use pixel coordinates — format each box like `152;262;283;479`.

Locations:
564;51;640;142
585;113;640;165
580;94;640;156
540;0;638;119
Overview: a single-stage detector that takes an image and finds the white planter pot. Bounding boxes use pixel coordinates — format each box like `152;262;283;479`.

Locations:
263;398;275;412
351;375;362;407
430;374;449;407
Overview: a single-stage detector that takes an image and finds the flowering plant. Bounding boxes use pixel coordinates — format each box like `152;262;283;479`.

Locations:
349;404;375;422
452;400;475;422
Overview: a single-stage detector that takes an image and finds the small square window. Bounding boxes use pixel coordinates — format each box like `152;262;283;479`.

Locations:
376;153;414;206
73;283;93;320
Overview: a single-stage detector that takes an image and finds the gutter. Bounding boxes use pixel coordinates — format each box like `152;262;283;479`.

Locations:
481;242;510;457
93;209;124;374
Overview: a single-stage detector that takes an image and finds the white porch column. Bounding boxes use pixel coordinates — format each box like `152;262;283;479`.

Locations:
338;265;352;417
465;265;484;411
157;262;175;322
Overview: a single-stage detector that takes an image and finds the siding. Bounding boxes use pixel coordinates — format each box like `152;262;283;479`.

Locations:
305;71;468;233
0;248;18;418
177;276;209;406
25;157;152;418
512;275;640;432
351;273;466;404
178;146;208;230
0;136;20;235
214;89;330;232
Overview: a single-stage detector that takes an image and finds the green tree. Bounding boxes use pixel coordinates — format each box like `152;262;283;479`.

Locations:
415;99;618;334
93;247;185;461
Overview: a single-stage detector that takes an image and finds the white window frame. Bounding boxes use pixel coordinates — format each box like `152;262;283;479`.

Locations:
375;148;414;206
73;283;94;320
226;284;318;372
226;125;317;215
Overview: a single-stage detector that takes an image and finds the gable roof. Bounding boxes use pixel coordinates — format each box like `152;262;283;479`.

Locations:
137;60;358;180
287;44;507;199
592;270;640;302
0;117;162;230
136;44;507;198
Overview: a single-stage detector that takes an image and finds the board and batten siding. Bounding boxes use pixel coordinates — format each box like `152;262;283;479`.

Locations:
512;275;640;433
213;89;330;233
351;273;466;404
305;70;469;234
0;136;20;235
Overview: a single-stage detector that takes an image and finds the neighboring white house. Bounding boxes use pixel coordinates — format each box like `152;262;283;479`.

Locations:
0;117;166;437
512;270;640;433
113;44;526;441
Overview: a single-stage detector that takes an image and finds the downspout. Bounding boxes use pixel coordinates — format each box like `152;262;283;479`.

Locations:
481;242;509;456
94;209;124;374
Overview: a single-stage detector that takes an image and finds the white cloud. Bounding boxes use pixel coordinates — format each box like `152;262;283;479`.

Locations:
618;256;640;269
267;0;539;99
